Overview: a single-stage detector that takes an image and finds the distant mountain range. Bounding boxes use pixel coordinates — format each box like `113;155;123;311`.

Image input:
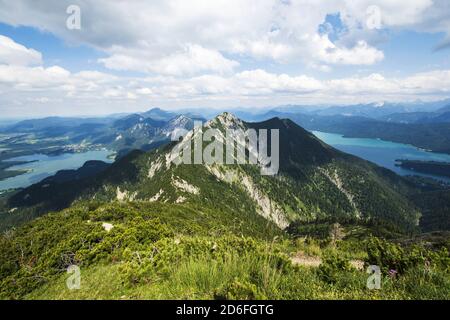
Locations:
226;101;450;154
176;101;450;154
3;100;450;155
1;108;205;157
273;99;450;119
381;105;450;124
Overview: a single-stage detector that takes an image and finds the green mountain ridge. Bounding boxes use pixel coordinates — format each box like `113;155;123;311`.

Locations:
3;113;419;234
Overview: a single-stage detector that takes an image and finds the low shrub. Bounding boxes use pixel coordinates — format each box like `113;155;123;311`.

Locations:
318;253;354;284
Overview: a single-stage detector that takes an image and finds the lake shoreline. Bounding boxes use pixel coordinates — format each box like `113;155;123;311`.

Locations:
0;150;113;191
313;131;450;183
395;159;450;179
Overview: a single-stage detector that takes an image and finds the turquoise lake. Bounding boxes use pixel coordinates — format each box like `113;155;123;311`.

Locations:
0;150;113;191
313;131;450;182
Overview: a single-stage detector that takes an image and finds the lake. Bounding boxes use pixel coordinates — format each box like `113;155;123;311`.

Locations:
313;131;450;182
2;133;449;191
0;150;113;191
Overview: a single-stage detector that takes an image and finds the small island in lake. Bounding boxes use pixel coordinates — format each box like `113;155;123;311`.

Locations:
396;159;450;178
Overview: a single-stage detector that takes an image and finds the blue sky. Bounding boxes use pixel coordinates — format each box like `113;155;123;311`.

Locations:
0;0;449;118
0;23;105;71
1;22;448;79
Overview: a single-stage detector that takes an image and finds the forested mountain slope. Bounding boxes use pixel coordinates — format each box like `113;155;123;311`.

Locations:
4;113;420;234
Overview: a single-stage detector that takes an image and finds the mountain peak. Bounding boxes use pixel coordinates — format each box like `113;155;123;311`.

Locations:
170;114;190;122
145;107;166;113
216;111;239;123
165;114;196;131
206;112;244;130
141;108;176;121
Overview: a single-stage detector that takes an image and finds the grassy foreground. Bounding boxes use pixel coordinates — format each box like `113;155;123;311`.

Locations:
1;201;449;300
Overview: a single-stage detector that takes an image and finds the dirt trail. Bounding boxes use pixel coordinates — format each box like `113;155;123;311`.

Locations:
291;251;364;270
290;252;321;267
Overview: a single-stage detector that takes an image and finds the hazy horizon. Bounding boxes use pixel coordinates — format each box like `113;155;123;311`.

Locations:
4;97;450;121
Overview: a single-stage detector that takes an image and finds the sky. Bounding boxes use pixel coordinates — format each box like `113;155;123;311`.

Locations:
0;0;450;118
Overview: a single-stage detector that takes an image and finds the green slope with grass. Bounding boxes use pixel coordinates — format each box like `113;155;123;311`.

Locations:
1;200;448;300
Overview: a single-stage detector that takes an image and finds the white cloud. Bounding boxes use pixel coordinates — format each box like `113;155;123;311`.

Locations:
0;65;70;89
1;0;431;72
99;44;239;76
234;69;324;94
2;62;450;116
0;36;447;112
1;0;448;77
0;35;42;66
401;70;450;93
314;37;384;65
129;69;450;103
1;1;450;116
136;87;153;95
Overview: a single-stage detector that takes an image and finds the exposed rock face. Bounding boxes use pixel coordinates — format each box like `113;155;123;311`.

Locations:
319;167;361;218
172;175;200;195
149;189;164;202
148;157;163;178
239;174;289;229
116;187;137;202
207;165;289;229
